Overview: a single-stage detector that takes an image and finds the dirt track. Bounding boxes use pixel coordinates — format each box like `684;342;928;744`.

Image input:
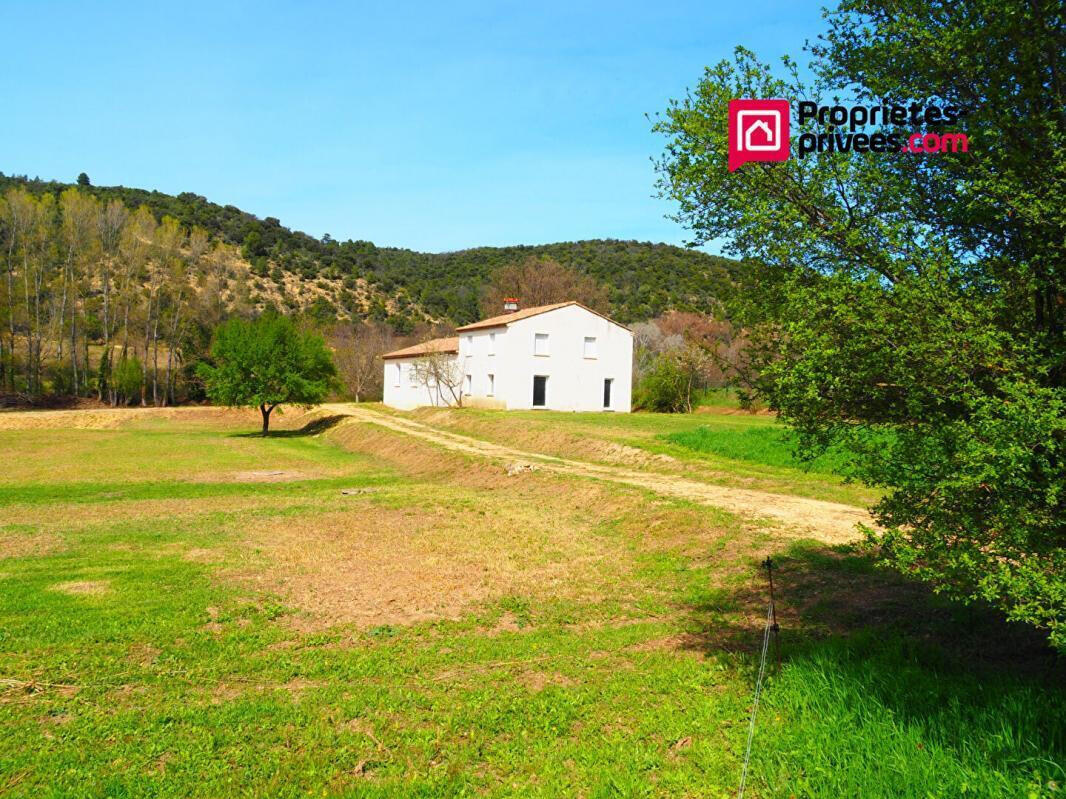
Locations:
327;404;872;544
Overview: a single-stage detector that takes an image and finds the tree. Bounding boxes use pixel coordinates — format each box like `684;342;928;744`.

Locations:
330;320;395;402
480;256;610;317
198;314;337;433
112;354;143;406
410;350;464;408
76;173;90;186
96;199;128;401
58;188;101;396
653;1;1065;647
633;343;709;413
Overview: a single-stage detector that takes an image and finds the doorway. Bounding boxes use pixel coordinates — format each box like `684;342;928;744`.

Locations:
532;375;547;408
603;378;613;409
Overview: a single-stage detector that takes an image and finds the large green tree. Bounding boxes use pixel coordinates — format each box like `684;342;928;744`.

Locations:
198;314;337;433
654;0;1065;647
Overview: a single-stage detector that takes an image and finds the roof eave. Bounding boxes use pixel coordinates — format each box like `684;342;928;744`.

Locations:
456;301;631;333
381;349;458;361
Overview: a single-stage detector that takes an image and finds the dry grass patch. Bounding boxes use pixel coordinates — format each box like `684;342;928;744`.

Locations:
0;408;150;431
519;670;575;692
406;408;680;469
0;405;329;434
49;580;110;596
628;634;708;655
126;642;161;666
0;531;62;559
182;547;224;564
0;495;315;534
227;491;639;628
329;422;511;489
219;470;315;483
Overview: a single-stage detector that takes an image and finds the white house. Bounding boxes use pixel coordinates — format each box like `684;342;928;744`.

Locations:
382;301;633;412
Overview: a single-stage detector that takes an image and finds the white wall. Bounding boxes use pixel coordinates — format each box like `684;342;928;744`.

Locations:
382;357;460;410
457;305;633;412
384;306;633;412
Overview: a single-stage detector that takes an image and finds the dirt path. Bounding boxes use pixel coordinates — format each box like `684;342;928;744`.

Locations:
326;404;872;544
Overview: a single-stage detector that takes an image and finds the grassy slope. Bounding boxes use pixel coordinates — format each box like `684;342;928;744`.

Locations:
0;411;1062;798
662;425;853;476
391;404;881;507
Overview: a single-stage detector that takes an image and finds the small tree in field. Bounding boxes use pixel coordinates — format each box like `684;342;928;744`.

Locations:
198;314;336;434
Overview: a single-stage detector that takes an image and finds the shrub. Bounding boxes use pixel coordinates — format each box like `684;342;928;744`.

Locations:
634;356;690;413
113;356;143;405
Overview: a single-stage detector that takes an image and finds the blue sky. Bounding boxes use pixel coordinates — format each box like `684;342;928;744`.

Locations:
1;1;825;253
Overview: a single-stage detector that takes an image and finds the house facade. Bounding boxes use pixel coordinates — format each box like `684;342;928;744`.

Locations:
381;336;460;411
382;302;632;412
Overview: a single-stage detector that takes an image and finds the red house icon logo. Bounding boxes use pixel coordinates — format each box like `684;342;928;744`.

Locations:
728;99;790;171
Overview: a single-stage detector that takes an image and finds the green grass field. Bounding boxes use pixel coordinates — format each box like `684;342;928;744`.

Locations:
662;426;853;476
0;407;1061;797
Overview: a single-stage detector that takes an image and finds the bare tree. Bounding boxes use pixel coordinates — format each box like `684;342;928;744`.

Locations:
17;191;56;396
59;188;101;394
480;256;610;317
410;351;464;407
0;187;283;406
144;216;185;405
97;199;128;400
330;321;395;402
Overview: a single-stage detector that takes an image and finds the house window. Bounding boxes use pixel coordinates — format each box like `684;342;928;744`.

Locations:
409;365;419;386
603;378;613;409
465;334;474;352
583;336;598;358
464;374;472;394
534;333;549;356
488;332;496;355
392;363;401;387
487;373;495;396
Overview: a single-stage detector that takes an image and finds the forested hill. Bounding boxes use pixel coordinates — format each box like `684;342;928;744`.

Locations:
0;173;739;325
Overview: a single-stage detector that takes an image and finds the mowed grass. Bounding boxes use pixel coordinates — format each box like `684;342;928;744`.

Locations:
0;408;1062;798
391;403;879;506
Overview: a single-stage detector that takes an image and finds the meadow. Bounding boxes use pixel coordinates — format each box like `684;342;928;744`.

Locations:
0;406;1061;798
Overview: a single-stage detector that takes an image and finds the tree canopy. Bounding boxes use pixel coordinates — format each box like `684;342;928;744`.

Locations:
198;314;337;433
654;0;1065;648
480;256;610;317
0;173;740;327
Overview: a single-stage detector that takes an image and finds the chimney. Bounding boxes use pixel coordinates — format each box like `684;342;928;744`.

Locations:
503;297;519;312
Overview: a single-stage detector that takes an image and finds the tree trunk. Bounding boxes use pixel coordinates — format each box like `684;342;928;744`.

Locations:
56;278;66;362
260;403;274;435
4;242;15;391
141;292;153;407
151;313;160;406
70;291;79;396
165;289;184;407
99;261;111;401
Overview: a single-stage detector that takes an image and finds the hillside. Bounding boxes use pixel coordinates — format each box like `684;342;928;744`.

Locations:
0;173;740;327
